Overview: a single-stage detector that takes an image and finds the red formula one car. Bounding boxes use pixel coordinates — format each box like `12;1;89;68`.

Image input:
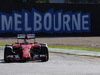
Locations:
4;34;49;62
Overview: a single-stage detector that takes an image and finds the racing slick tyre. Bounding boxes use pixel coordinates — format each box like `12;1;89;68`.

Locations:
40;47;49;62
4;45;14;63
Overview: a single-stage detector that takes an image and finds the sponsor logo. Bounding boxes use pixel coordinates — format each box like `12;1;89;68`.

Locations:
0;8;91;33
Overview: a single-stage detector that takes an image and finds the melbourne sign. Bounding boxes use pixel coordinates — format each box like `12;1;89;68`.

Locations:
0;8;91;33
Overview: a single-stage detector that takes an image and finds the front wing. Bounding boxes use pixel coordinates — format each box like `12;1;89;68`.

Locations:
6;54;46;61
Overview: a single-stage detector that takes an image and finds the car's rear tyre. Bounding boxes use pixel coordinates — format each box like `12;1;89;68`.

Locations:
40;47;49;62
4;46;13;63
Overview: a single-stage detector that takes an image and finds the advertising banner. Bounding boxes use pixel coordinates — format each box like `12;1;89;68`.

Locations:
0;3;99;36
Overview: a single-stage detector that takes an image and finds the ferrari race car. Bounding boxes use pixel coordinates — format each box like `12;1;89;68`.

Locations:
4;34;49;62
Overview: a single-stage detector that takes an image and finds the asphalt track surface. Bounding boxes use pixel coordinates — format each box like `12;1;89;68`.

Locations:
1;50;100;75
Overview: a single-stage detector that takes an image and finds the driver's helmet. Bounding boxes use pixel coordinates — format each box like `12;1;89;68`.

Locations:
24;39;29;44
24;35;29;44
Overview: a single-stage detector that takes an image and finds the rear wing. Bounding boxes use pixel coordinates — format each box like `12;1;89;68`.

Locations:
17;34;35;39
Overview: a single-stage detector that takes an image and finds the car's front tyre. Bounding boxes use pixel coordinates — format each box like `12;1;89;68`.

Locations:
40;47;49;62
4;45;13;63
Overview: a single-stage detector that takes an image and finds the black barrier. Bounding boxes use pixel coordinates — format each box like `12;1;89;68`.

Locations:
0;3;99;36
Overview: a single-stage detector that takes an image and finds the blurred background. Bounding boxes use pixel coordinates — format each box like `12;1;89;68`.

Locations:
0;0;100;3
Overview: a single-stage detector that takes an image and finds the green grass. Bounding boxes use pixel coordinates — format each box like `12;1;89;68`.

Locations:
0;43;14;46
0;43;100;52
48;45;100;52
